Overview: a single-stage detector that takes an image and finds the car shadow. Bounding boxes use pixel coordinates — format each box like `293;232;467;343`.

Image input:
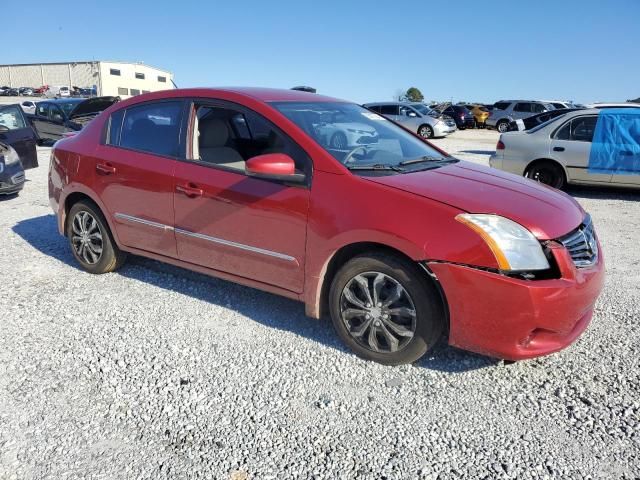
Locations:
459;149;496;155
566;184;640;201
12;214;497;373
0;193;20;201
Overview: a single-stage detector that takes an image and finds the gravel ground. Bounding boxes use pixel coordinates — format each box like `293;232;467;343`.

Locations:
1;134;639;480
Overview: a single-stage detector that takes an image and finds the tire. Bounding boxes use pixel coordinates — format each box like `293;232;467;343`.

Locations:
496;120;509;133
418;124;434;139
330;132;348;149
66;200;127;274
328;252;444;365
525;160;566;190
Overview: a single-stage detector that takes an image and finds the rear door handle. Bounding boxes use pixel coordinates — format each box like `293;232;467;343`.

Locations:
553;146;565;152
176;183;203;198
96;162;116;174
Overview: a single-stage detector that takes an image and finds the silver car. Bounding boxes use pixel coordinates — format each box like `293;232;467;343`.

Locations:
490;108;640;189
486;100;556;133
363;102;456;138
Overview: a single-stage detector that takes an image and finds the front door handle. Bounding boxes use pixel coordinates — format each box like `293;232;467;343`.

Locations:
176;183;203;198
96;162;116;175
553;146;565;152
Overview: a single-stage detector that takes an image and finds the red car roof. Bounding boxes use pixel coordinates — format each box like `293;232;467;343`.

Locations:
117;87;344;106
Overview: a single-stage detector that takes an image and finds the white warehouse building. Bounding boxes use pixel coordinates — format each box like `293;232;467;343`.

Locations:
0;61;174;98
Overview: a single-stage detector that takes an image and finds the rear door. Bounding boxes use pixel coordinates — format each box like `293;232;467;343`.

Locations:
550;115;610;184
0;105;38;169
92;99;186;258
512;102;533;120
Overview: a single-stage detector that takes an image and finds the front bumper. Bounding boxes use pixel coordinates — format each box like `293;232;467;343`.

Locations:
0;163;25;195
433;123;456;137
428;240;605;360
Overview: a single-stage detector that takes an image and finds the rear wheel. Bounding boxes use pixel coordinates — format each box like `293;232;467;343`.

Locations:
329;253;444;365
525;160;566;190
496;120;509;133
66;200;127;273
418;124;434;139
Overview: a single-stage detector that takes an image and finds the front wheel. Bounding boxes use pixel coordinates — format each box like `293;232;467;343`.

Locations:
329;253;444;365
67;200;127;274
418;124;434;139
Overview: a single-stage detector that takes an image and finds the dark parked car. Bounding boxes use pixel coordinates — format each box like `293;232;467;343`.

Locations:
0;142;25;195
27;96;119;144
434;105;475;129
507;108;582;132
0;104;38;170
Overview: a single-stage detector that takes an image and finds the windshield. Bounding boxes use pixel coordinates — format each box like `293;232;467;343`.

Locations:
270;102;451;171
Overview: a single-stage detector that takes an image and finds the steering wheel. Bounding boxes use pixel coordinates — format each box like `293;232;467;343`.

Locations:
342;145;368;164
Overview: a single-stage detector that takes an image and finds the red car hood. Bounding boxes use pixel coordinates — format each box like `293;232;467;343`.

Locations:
366;161;584;240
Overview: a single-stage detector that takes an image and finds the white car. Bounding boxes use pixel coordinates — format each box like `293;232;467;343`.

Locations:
587;102;640;109
20;100;36;115
490;108;640;189
313;117;379;149
43;86;71;98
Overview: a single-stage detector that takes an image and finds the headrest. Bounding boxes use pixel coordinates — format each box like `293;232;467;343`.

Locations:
200;118;229;147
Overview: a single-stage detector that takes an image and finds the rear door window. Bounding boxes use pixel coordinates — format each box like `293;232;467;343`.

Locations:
118;101;183;157
570;116;597;142
380;105;399;115
531;103;547;113
514;103;532;113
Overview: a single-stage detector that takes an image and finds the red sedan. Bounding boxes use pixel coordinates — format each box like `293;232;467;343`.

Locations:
48;88;604;365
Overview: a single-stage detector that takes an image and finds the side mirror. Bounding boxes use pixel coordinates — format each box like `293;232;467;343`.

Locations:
52;114;64;123
0;125;9;133
245;153;305;184
408;112;418;117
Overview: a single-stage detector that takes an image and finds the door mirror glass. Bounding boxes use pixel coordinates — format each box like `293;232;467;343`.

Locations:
245;153;305;183
0;125;9;133
52;113;64;123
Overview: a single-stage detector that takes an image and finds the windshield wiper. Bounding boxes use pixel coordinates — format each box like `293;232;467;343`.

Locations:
345;163;405;172
399;156;449;166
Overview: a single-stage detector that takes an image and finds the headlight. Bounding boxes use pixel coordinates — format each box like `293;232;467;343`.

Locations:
456;214;550;271
3;146;20;166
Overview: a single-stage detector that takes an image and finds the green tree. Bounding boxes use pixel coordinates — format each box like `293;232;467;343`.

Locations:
405;87;424;102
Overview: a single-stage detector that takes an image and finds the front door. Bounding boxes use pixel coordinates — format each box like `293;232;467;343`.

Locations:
92;99;186;258
0;105;38;169
550;115;610;184
173;101;311;293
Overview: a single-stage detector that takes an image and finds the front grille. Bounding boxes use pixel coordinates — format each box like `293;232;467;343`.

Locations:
558;215;598;268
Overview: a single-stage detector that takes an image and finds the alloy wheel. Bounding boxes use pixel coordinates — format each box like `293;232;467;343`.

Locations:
419;126;433;138
71;211;104;265
339;272;417;353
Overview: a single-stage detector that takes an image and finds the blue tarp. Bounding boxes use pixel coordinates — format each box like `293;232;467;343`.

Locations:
589;108;640;175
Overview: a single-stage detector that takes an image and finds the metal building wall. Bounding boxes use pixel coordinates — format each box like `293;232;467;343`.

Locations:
0;62;99;88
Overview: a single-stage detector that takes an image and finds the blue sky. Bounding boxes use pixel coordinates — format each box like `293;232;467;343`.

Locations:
5;0;638;104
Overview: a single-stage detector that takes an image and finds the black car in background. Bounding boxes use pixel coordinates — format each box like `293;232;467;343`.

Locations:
0;104;38;169
0;141;26;195
26;96;119;144
433;104;475;129
507;108;582;132
0;104;40;196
